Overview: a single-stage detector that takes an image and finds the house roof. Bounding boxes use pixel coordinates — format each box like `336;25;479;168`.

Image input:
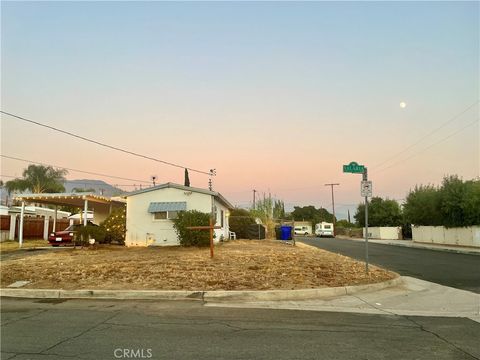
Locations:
13;192;126;208
123;182;234;209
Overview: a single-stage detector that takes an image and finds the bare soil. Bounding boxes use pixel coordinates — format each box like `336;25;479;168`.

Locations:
0;240;397;290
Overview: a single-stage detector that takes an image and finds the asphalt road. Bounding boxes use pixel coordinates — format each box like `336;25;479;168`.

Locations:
298;237;480;293
2;298;479;360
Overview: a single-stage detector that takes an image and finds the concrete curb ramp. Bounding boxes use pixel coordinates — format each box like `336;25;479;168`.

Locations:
0;277;402;302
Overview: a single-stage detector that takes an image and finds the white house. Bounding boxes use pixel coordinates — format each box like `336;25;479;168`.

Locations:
124;183;234;246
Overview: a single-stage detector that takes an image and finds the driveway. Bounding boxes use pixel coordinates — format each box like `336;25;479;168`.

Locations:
298;237;480;293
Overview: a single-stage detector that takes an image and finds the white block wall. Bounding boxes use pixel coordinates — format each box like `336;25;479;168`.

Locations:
363;226;402;240
412;226;480;248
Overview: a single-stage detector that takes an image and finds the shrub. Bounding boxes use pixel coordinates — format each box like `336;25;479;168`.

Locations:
229;208;256;239
76;224;106;246
100;207;126;244
172;210;211;247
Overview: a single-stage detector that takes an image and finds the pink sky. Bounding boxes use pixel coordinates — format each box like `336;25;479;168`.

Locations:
1;2;479;218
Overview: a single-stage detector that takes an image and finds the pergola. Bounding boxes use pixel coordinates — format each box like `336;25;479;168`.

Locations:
13;193;125;247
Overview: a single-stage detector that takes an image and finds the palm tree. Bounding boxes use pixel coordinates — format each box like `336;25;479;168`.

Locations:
5;165;68;194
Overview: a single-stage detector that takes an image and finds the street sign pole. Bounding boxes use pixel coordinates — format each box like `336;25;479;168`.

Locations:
363;169;369;273
343;161;370;274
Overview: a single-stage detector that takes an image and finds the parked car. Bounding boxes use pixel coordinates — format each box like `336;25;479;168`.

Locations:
48;222;97;246
294;226;310;235
315;222;334;237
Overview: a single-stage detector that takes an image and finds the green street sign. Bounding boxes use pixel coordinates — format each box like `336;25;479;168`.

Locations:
343;161;365;174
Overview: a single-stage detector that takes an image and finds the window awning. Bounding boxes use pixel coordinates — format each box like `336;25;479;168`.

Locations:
148;202;187;213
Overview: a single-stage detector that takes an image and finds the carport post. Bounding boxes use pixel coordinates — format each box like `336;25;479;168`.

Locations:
83;198;88;226
53;205;58;232
43;216;49;240
19;201;25;248
9;214;16;240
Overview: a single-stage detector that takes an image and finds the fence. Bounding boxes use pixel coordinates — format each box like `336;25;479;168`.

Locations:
0;215;70;240
412;226;480;248
363;226;403;240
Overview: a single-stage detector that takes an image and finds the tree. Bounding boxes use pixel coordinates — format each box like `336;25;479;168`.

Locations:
336;219;357;228
291;206;335;228
273;199;285;219
403;185;443;226
438;175;480;227
462;179;480;226
5;165;67;194
72;187;96;193
355;197;402;227
403;176;480;228
184;168;190;187
101;207;126;244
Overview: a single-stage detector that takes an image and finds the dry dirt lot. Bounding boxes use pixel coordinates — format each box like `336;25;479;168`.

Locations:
0;240;397;290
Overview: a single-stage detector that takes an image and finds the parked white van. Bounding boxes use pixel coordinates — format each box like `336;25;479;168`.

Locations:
294;226;311;235
315;222;334;237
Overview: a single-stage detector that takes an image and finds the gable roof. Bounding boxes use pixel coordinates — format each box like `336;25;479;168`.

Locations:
123;182;234;209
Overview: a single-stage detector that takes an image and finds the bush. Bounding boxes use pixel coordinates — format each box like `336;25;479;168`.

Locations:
172;210;211;247
76;224;106;246
229;208;256;239
100;207;126;244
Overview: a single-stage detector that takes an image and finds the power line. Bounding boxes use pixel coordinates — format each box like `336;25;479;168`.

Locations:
1;154;151;184
372;100;479;170
0;176;139;187
374;118;479;174
0;110;212;175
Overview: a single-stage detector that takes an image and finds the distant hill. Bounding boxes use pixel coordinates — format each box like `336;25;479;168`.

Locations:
63;179;125;197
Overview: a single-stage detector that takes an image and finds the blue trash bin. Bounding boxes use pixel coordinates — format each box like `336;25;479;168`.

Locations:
280;226;292;240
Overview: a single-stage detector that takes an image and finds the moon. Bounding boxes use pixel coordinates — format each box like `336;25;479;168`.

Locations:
399;101;407;108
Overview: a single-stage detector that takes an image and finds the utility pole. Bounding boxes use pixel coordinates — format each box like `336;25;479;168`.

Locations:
324;183;340;236
253;189;257;210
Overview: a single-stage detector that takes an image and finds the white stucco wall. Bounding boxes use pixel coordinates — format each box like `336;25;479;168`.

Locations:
363;226;402;240
412;226;480;248
126;187;230;246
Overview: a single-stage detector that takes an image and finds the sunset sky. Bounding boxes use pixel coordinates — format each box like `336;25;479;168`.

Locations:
1;1;478;218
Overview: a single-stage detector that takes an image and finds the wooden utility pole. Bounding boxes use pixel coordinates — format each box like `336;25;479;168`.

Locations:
324;183;340;236
253;189;257;209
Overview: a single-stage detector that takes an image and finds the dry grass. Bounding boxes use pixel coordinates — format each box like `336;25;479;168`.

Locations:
0;239;50;253
0;240;397;290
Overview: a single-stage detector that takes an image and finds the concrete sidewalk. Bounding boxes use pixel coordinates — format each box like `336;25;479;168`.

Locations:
336;235;480;255
206;276;480;322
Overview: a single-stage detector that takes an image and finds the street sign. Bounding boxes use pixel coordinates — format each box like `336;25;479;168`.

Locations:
361;180;372;197
343;161;365;174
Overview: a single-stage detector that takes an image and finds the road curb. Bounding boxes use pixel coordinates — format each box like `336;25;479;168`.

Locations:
0;277;402;302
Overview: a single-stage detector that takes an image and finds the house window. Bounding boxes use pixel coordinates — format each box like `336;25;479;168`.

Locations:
153;212;167;220
168;211;179;219
220;210;224;227
153;211;178;220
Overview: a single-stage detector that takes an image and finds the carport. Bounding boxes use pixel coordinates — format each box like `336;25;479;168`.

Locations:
13;193;126;247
